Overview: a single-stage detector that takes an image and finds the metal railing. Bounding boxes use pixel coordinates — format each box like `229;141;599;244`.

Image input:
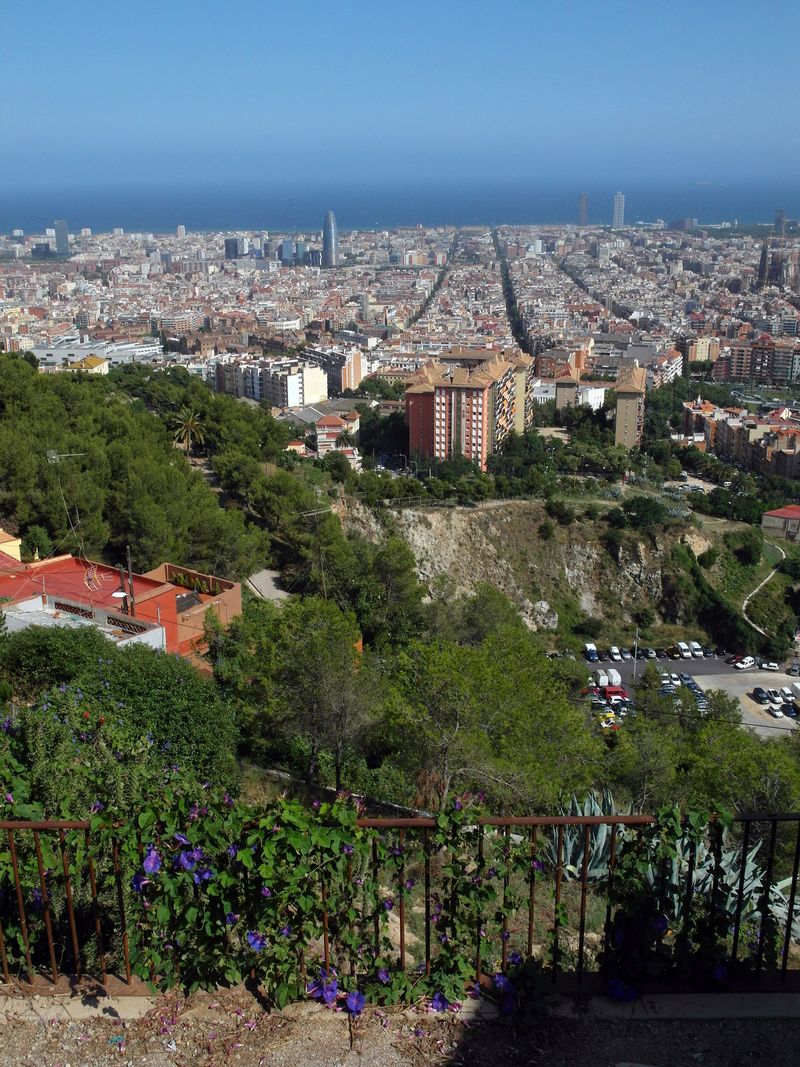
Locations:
1;812;799;992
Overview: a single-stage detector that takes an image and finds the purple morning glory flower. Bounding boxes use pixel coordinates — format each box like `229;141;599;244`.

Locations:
223;792;234;807
279;924;292;937
143;847;161;875
404;878;415;891
532;859;543;871
346;991;365;1016
225;912;239;925
131;873;149;892
509;952;523;966
261;886;272;898
192;866;213;884
4;793;13;805
227;844;239;858
247;930;267;952
341;843;354;855
383;897;394;911
501;930;510;941
174;833;191;846
453;798;463;811
430;992;449;1012
2;717;13;733
89;801;104;814
377;968;391;984
312;799;321;811
322;980;338;1004
493;973;513;994
174;851;196;872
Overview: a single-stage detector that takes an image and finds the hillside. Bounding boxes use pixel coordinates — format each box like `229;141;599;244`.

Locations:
342;498;716;642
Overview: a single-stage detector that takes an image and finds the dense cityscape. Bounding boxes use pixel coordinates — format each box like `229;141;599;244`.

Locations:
4;0;800;1062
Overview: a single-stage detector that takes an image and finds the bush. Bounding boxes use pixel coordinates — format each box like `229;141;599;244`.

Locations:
574;616;603;639
538;520;555;541
697;547;719;569
545;499;575;526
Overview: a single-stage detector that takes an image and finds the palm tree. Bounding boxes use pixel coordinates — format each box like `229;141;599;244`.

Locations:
335;428;356;449
171;406;205;454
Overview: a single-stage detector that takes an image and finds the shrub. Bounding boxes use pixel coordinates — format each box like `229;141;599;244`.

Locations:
538;520;555;541
697;547;719;569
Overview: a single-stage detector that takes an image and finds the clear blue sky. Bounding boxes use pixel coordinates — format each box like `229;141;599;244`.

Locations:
4;0;798;190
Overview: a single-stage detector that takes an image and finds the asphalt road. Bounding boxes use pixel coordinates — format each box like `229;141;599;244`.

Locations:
588;655;799;738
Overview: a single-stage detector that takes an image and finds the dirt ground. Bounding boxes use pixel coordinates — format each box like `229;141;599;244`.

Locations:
2;990;800;1067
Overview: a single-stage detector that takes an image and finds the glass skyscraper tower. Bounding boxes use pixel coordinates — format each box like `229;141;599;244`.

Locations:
612;192;625;230
322;210;338;267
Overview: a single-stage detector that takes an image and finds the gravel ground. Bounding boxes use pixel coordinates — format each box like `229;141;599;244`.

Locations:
2;991;800;1067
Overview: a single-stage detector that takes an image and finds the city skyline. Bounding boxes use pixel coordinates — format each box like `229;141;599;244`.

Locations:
4;1;799;195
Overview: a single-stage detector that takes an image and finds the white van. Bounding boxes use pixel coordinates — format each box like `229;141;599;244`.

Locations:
607;668;622;687
594;670;610;688
791;682;800;700
689;641;704;659
676;641;692;659
734;656;755;670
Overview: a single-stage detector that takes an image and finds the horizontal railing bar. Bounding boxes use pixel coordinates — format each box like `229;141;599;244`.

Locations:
2;813;800;834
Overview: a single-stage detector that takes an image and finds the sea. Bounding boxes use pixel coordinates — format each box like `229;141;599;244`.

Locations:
1;181;798;235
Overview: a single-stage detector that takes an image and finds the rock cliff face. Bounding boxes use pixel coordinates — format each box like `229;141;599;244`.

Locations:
342;499;681;632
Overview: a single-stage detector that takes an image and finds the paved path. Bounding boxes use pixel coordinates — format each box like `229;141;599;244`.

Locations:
742;541;786;636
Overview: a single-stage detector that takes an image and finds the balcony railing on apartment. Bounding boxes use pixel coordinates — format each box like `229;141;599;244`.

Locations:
1;812;799;994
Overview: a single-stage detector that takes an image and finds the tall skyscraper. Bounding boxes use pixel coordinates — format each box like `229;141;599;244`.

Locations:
578;192;588;227
322;210;338;267
176;224;186;238
612;192;625;230
54;219;69;256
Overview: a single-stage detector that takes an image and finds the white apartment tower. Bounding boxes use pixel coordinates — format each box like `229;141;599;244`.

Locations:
612;191;625;230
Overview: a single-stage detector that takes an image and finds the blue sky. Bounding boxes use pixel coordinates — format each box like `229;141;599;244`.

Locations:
4;0;799;190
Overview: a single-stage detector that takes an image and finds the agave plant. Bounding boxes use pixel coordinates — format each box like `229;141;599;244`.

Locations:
542;790;621;882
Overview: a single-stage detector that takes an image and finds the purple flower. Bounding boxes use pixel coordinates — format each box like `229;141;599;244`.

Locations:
488;867;498;878
193;867;213;884
261;886;272;898
223;792;234;807
225;912;239;925
322;980;338;1004
341;843;354;855
377;968;391;984
532;859;543;871
383;897;394;911
430;992;449;1012
2;717;13;733
131;873;149;892
246;930;267;952
143;846;161;875
493;973;513;994
89;801;104;814
226;844;239;859
174;851;196;872
346;991;365;1016
453;798;463;811
4;793;13;805
651;914;669;934
279;924;292;937
389;843;404;856
500;992;517;1015
509;952;523;966
501;930;510;941
404;878;415;891
312;799;321;811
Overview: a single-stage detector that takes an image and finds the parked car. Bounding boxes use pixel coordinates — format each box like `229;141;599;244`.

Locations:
676;641;692;659
584;643;598;662
703;646;715;658
669;673;681;686
634;648;647;660
646;647;657;659
735;656;756;670
761;661;780;672
668;647;683;660
753;687;770;705
783;703;798;719
768;705;785;718
679;673;693;685
598;650;610;662
609;646;622;661
780;686;794;702
620;648;632;660
656;648;669;659
725;654;742;665
689;641;704;658
767;689;783;707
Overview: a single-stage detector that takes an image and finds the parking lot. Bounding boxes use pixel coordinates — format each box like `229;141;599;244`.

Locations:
592;655;799;738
